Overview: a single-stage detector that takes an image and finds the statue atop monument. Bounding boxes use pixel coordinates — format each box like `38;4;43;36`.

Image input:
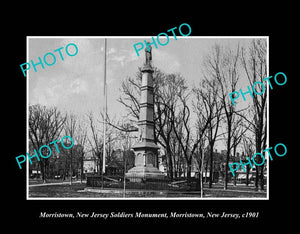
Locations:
145;44;152;66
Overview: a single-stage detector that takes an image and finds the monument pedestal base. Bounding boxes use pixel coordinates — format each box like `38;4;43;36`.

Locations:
125;165;164;182
125;141;164;182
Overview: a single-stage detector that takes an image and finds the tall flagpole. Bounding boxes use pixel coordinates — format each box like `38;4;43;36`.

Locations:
102;38;107;177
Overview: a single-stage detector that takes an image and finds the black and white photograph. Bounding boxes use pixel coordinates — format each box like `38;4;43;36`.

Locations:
26;36;269;199
4;7;294;227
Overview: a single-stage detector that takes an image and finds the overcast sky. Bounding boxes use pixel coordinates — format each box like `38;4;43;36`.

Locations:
28;36;265;151
28;37;256;115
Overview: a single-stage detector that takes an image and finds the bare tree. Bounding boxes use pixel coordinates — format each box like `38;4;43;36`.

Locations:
230;116;250;186
242;136;255;186
204;44;241;189
87;112;103;174
169;92;193;180
193;78;223;188
64;113;78;185
159;79;211;182
118;75;141;121
154;73;187;179
241;39;268;191
74;116;87;183
192;78;221;194
191;129;207;197
29;104;66;183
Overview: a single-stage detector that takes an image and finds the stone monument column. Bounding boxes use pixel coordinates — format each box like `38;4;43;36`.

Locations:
125;45;164;181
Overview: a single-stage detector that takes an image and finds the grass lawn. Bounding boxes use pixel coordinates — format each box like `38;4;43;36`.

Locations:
29;183;124;198
28;182;267;198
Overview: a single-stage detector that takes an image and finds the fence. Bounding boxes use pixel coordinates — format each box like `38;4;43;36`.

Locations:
86;175;200;191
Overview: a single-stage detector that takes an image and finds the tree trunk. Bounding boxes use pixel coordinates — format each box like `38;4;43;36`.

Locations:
224;152;229;190
166;146;173;180
233;145;237;187
200;154;204;197
246;164;250;186
70;156;73;185
209;146;214;188
40;160;46;183
186;158;192;181
39;147;47;183
80;153;84;183
255;168;259;190
205;157;209;183
224;136;231;190
260;164;265;190
255;134;262;191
